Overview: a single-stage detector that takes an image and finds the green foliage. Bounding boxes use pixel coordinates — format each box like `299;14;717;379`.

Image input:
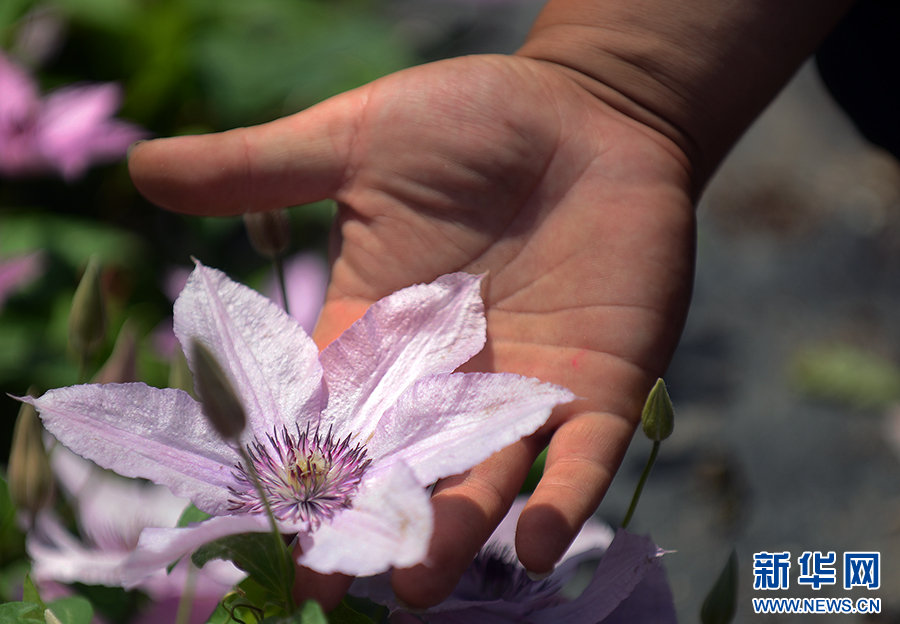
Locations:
701;550;739;624
790;342;900;410
0;475;26;573
177;503;213;527
0;601;44;623
0;578;94;624
193;532;295;612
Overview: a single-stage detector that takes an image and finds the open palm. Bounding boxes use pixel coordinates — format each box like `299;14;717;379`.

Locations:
129;53;696;608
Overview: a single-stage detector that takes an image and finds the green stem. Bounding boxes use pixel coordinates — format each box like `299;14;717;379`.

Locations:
273;255;290;316
621;440;660;530
236;445;297;613
174;562;199;624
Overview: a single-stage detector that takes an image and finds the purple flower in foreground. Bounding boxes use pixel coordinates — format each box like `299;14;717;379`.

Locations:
28;446;244;623
352;497;677;623
0;51;145;181
0;251;43;311
25;263;574;586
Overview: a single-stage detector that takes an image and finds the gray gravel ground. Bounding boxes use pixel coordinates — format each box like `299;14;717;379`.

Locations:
602;64;900;623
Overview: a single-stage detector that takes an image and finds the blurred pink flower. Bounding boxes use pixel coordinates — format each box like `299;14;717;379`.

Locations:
265;252;328;334
0;251;44;310
0;51;146;181
28;446;244;624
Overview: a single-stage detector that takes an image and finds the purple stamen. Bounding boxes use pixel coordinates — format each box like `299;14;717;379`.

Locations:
228;423;370;528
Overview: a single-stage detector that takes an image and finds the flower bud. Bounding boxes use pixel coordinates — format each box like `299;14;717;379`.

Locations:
9;391;54;519
169;346;195;396
244;210;291;259
92;320;138;384
641;378;675;442
189;339;246;441
67;255;106;359
701;550;739;624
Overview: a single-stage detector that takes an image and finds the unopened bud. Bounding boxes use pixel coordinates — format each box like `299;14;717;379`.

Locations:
44;609;63;624
92;320;138;384
9;391;54;518
169;346;195;396
641;378;675;442
701;550;739;624
68;255;106;359
190;339;246;441
244;210;291;259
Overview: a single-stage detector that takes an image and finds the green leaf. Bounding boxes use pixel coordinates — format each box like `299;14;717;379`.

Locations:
192;533;294;607
177;503;213;527
45;597;94;624
327;600;379;624
790;342;900;409
520;448;547;494
22;575;46;610
257;600;325;624
0;475;27;575
701;550;739;624
0;601;44;624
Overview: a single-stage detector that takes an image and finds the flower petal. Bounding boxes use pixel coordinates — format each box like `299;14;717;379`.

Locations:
320;273;486;438
0;52;39;126
0;251;43;309
175;262;324;438
532;530;666;624
121;514;269;588
599;562;678;624
368;372;574;485
297;462;432;576
27;384;239;515
28;512;129;587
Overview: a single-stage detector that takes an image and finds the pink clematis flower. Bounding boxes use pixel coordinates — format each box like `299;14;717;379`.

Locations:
0;51;146;181
353;496;677;623
27;446;244;624
0;251;44;311
25;263;574;586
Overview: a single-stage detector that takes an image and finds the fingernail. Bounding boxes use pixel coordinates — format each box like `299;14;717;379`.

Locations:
526;568;554;581
127;140;147;159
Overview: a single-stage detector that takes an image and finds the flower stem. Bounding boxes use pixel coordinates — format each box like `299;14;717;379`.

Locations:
273;255;290;316
621;440;660;530
236;444;297;613
174;562;199;624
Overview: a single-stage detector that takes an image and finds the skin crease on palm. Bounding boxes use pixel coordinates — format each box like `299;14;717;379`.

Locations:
127;54;696;609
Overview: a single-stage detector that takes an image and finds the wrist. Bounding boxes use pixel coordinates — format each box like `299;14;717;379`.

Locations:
516;0;855;190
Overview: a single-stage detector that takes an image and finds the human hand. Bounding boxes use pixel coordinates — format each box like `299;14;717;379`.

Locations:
128;53;695;609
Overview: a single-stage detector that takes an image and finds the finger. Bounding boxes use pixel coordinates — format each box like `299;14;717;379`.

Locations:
292;566;353;613
127;90;362;216
515;409;638;573
390;435;544;608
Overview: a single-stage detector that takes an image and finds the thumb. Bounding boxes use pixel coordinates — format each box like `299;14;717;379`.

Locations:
128;90;361;216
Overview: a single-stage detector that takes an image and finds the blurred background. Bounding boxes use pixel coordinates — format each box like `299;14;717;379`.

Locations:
2;0;900;622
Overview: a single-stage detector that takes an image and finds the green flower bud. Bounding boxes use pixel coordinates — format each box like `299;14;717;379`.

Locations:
67;256;106;359
9;391;54;519
641;378;675;442
92;320;138;384
701;550;739;624
169;346;195;396
190;339;247;441
244;210;291;259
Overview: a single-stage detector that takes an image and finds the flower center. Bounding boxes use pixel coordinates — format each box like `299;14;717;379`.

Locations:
459;545;562;604
228;424;370;528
